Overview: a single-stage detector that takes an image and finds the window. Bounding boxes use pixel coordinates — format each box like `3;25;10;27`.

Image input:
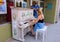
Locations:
40;0;44;1
40;2;44;7
24;0;27;2
40;0;44;13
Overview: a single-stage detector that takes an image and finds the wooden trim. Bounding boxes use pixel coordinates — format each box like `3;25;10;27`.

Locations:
54;0;58;24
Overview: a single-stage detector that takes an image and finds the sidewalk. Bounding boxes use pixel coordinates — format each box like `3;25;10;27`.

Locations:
7;22;60;42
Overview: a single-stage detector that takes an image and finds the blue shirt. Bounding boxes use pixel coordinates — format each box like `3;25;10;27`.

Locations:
31;5;40;18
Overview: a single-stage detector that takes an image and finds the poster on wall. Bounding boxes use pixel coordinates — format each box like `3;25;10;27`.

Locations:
0;0;7;14
47;3;52;10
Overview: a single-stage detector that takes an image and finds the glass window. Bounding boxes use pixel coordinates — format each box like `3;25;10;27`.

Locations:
24;0;27;2
40;2;44;7
40;0;44;13
40;0;44;1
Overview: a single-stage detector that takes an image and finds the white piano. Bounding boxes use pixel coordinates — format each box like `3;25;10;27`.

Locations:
11;7;35;42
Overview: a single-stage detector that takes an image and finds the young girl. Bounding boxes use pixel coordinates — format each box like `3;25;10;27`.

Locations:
26;1;45;36
31;8;45;36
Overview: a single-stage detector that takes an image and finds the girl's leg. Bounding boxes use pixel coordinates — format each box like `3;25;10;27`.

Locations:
30;25;35;35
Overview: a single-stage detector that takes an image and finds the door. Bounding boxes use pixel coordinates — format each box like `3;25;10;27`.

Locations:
44;0;56;23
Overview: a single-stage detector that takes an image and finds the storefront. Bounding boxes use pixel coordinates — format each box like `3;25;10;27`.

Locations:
0;0;59;42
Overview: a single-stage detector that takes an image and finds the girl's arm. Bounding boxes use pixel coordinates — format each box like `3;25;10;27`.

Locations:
33;15;41;23
33;8;44;23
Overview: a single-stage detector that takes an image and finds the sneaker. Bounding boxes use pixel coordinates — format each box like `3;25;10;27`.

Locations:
25;31;32;36
29;34;35;37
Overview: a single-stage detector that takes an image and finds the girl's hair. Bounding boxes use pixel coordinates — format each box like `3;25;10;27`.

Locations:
37;9;41;15
37;8;43;15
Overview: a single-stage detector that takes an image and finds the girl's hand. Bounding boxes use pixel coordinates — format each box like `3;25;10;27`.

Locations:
32;19;38;24
29;19;37;25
